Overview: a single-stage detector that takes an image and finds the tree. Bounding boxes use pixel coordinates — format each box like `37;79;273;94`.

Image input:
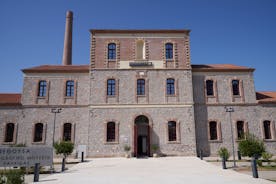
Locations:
54;141;74;171
218;147;230;160
238;133;265;158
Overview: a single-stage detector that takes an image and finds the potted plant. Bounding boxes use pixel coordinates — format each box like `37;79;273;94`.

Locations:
124;145;131;158
151;144;159;157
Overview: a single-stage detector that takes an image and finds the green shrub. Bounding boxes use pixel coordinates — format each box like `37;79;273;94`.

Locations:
238;133;265;158
0;169;24;184
262;152;273;164
124;145;131;152
151;144;159;153
54;141;74;158
218;147;230;160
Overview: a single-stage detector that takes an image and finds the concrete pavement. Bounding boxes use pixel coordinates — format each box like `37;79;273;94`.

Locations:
31;157;274;184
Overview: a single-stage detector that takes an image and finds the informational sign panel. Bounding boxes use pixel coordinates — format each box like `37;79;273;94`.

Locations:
0;147;53;167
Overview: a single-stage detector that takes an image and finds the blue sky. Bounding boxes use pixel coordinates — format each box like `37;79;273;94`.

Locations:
0;0;275;93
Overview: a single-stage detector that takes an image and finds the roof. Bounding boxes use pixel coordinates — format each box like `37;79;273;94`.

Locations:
191;64;255;72
256;92;276;104
0;94;21;106
90;29;190;34
22;65;90;73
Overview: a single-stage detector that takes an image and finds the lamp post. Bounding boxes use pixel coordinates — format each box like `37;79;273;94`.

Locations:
225;106;236;168
51;108;62;146
50;108;62;172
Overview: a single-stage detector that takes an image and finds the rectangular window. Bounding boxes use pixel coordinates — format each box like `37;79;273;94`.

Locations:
137;79;145;95
108;43;116;60
63;123;72;141
263;121;272;139
206;80;214;96
106;122;116;142
107;79;116;96
33;123;43;142
168;121;177;141
232;80;240;96
4;123;15;143
237;121;245;139
66;80;74;97
209;121;218;140
165;43;173;59
38;80;47;97
166;78;175;95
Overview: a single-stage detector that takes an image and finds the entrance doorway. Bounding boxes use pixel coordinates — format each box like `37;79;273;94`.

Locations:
134;115;150;157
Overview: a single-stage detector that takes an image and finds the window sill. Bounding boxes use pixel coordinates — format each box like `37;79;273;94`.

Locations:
167;141;180;144
37;96;46;99
166;94;177;97
104;141;119;145
64;96;74;99
208;140;222;143
32;142;45;145
107;95;116;98
263;139;276;142
108;59;116;62
137;95;146;97
2;142;16;145
206;95;216;98
233;95;242;98
166;59;174;62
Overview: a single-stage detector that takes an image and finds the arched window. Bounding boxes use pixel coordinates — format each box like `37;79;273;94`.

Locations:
263;121;272;139
38;80;47;97
237;121;245;139
165;43;173;59
209;121;218;140
166;78;175;95
106;122;116;142
136;40;145;60
232;80;240;96
33;123;43;142
107;79;116;96
108;43;116;60
206;80;214;96
137;79;145;95
4;123;15;142
63;123;72;141
168;121;176;141
66;80;74;97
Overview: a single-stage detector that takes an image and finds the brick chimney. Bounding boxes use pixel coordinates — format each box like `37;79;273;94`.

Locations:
62;11;73;65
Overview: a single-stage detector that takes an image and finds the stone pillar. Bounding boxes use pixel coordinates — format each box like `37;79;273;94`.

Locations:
62;11;73;65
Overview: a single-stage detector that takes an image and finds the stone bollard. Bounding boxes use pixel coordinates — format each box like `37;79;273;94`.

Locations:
237;150;241;160
251;157;259;178
61;158;66;172
222;157;227;169
33;163;40;182
81;152;84;162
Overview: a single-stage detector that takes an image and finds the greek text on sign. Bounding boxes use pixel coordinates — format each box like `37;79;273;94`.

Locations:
0;147;53;167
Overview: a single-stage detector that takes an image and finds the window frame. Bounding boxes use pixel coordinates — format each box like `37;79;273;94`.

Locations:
107;79;116;96
208;120;222;142
32;122;46;144
165;43;174;60
3;123;17;144
232;79;240;96
137;79;145;96
105;121;119;144
166;78;175;95
108;43;116;60
263;120;272;140
37;80;47;97
63;123;73;142
206;80;214;96
236;121;247;140
65;80;74;97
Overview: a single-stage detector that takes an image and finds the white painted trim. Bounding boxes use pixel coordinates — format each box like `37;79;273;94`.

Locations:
89;104;193;108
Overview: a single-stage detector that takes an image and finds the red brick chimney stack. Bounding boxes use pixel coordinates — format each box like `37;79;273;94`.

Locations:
62;11;73;65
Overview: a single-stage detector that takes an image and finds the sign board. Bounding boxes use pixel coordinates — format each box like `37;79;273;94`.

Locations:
129;62;153;67
0;147;53;167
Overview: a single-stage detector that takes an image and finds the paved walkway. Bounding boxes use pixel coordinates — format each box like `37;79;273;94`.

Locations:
32;157;274;184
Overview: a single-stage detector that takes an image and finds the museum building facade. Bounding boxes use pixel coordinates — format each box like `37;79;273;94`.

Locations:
0;11;276;157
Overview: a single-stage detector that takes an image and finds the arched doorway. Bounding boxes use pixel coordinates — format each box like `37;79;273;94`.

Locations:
134;115;150;157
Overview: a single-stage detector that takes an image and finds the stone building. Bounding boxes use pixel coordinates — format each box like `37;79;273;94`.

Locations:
0;11;275;157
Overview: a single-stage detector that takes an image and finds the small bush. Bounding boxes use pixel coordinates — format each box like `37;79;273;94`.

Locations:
262;152;273;165
54;141;74;158
151;144;159;153
218;147;230;160
238;133;265;158
0;169;24;184
124;145;131;152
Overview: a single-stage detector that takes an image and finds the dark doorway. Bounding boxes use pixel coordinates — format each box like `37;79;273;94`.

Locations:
134;115;150;157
